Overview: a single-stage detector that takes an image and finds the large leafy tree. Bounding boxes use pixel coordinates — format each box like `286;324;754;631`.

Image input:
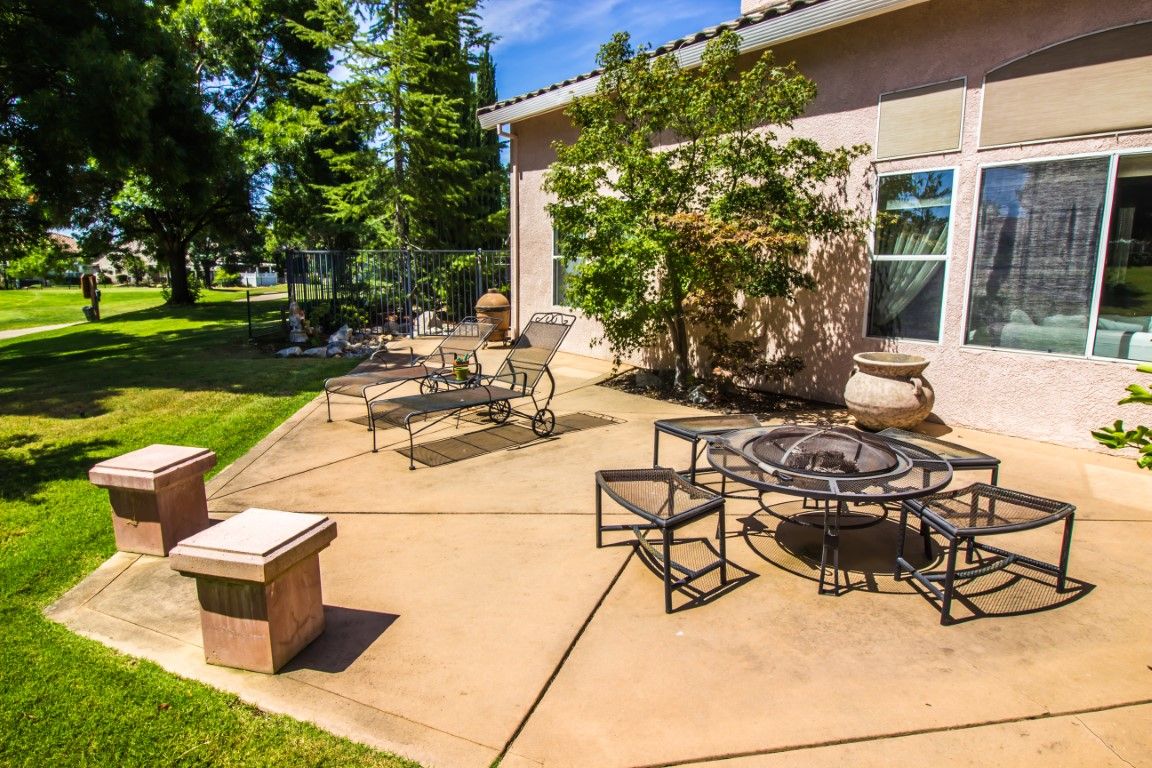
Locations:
0;0;272;304
296;0;503;250
1;1;167;201
0;0;183;257
99;0;337;304
545;31;867;389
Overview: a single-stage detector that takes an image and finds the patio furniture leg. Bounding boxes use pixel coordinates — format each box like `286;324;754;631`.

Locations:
405;416;417;470
819;500;841;595
362;392;374;430
1057;512;1076;591
894;502;909;580
940;533;962;625
718;503;728;585
662;528;674;614
595;483;604;548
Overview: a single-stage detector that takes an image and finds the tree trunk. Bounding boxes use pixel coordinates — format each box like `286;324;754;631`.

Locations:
160;239;194;304
669;312;692;391
665;254;692;390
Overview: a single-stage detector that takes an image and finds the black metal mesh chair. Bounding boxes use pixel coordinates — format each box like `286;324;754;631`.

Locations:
596;468;728;613
324;316;497;424
895;483;1076;624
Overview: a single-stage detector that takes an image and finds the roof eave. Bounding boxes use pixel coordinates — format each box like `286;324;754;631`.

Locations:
478;0;928;130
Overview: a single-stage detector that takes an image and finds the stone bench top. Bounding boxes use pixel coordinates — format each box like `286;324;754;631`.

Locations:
170;508;337;584
89;444;217;491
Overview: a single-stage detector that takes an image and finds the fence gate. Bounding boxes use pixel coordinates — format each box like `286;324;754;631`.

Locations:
285;249;511;335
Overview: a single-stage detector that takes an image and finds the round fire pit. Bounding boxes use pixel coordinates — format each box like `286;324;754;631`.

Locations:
707;424;953;594
711;425;949;502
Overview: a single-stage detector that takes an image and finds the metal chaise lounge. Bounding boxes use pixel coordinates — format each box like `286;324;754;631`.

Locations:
324;316;495;422
323;315;498;424
368;312;575;467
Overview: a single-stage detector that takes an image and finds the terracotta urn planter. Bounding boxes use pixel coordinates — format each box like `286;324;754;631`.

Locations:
844;352;935;431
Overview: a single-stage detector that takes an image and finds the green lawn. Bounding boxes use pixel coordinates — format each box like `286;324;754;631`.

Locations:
0;299;419;767
0;285;287;332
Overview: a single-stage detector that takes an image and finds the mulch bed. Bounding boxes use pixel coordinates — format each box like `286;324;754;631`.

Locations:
596;369;851;424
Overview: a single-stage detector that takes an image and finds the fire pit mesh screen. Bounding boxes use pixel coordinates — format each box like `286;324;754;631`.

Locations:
746;426;903;478
711;425;953;501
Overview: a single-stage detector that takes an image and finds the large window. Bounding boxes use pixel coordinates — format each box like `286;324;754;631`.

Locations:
866;169;953;341
965;153;1152;363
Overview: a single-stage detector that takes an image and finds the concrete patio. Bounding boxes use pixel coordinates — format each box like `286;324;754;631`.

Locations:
48;342;1152;767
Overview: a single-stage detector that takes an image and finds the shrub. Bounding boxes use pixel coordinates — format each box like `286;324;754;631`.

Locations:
1092;363;1152;470
214;268;242;287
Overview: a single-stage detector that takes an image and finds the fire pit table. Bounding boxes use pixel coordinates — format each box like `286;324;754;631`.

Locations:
707;424;952;594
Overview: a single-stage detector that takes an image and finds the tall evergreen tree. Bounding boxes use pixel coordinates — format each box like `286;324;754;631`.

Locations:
297;0;496;250
465;44;508;249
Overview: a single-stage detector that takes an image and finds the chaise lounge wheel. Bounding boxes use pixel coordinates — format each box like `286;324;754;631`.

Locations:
488;400;511;423
532;408;556;437
419;377;441;394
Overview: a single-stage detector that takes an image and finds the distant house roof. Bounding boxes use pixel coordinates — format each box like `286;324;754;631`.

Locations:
49;233;79;253
477;0;927;129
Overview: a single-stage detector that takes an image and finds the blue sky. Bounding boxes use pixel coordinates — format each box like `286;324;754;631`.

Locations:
477;0;742;104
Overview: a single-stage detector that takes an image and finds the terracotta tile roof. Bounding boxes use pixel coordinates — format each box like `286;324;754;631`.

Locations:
476;0;830;118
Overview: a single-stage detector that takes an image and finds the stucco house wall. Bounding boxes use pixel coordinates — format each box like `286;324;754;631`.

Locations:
502;0;1152;449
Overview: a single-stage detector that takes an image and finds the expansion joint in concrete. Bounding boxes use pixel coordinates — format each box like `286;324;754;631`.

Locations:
494;548;636;766
631;698;1152;768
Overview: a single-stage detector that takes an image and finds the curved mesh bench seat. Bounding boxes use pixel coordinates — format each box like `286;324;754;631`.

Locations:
324;316;497;425
653;414;763;491
368;312;574;468
895;483;1076;624
596;468;728;613
878;427;1001;484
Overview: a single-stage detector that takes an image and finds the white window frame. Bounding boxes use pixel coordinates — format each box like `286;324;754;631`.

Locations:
864;165;957;343
551;225;577;307
959;148;1152;362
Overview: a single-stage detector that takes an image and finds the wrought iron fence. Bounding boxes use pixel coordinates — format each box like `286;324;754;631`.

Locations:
285;249;511;336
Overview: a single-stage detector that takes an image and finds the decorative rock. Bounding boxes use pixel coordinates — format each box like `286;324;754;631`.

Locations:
844;352;935;431
635;370;663;390
414;310;444;336
89;445;216;556
169;508;337;674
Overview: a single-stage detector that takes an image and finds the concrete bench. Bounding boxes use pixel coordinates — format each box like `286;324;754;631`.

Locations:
170;508;337;673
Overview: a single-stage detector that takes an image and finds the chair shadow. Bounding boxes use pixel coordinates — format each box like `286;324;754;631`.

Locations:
283;605;399;673
739;504;1096;621
630;536;759;613
904;561;1096;625
739;502;923;595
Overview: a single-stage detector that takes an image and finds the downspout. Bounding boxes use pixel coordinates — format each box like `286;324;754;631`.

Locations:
498;123;520;339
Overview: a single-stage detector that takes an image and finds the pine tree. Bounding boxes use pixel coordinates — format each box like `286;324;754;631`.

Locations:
465;44;509;249
298;0;498;250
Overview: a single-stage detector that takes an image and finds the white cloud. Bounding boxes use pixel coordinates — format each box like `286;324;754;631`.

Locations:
480;0;559;48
